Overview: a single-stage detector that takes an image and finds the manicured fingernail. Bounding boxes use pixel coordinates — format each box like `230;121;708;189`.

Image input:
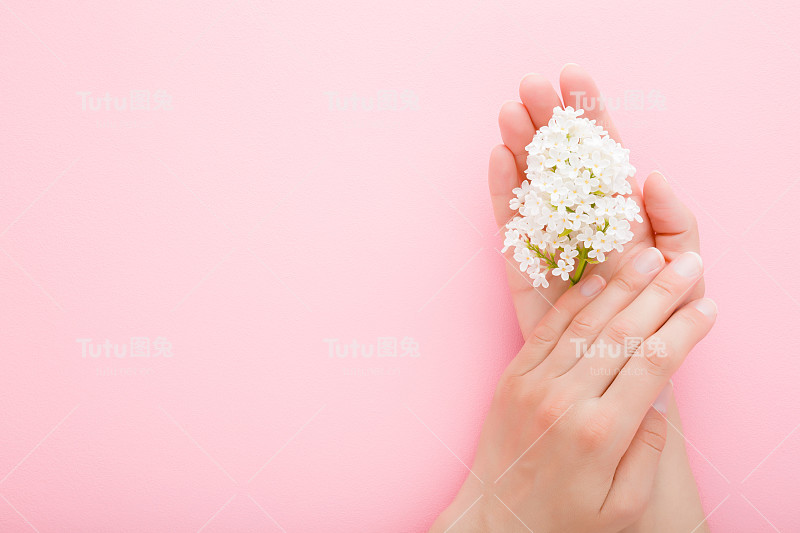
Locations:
693;298;717;317
653;381;673;414
522;72;543;82
672;251;703;278
653;170;667;184
580;275;605;297
634;247;664;274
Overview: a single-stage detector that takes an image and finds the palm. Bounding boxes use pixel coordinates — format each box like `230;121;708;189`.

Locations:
490;65;700;338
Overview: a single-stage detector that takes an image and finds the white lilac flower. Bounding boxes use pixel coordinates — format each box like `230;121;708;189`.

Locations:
552;259;573;281
502;106;641;286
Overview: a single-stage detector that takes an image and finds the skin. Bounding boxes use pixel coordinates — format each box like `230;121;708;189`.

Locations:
430;250;717;532
433;64;712;531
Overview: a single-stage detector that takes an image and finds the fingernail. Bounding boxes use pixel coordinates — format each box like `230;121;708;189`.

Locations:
522;72;543;82
672;251;703;278
580;275;605;297
653;170;668;184
693;298;717;317
653;382;673;414
634;247;664;274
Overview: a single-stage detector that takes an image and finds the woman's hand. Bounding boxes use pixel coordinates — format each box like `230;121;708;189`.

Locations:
489;63;702;347
488;64;709;531
430;249;716;532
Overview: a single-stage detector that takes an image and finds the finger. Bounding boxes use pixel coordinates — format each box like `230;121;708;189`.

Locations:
643;171;700;258
535;247;665;379
558;63;623;144
508;275;606;375
494;84;566;339
498;101;535;180
491;145;566;338
488;144;518;228
519;73;563;129
604;298;717;428
571;251;704;396
600;406;667;525
643;171;706;301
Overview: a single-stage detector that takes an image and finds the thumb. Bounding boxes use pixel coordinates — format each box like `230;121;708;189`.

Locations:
643;171;700;259
643;171;705;300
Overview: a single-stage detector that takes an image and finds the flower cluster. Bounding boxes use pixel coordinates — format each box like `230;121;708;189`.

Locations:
502;106;642;288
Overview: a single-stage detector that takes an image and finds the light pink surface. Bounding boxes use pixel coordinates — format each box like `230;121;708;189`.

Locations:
0;1;797;531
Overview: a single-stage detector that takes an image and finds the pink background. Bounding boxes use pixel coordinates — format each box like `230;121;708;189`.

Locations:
1;0;798;531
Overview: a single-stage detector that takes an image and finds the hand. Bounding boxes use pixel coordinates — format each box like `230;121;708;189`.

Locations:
430;249;716;532
488;64;708;531
489;64;704;334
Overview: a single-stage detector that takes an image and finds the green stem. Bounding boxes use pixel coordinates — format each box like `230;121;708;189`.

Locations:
569;250;590;286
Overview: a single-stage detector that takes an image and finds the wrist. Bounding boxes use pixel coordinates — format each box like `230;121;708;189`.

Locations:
430;479;520;533
430;497;492;533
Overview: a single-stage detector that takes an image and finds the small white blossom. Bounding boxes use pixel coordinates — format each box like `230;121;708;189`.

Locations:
513;247;538;272
560;248;579;263
552;260;574;281
503;107;640;285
